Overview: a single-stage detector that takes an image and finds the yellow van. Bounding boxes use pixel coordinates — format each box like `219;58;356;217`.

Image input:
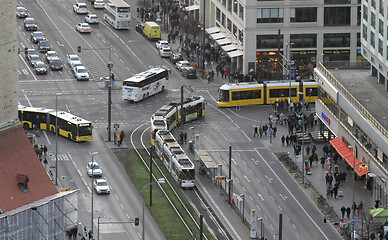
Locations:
143;22;161;40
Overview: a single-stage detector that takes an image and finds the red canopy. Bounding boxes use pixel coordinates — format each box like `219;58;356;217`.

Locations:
329;138;369;177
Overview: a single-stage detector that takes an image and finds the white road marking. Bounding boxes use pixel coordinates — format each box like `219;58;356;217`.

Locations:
235;177;239;183
242;186;246;192
256;177;261;183
24;94;33;107
241;130;251;141
257;193;264;201
231;158;237;165
219;132;227;141
120;204;124;209
115;194;119;200
43;131;51;144
244;175;250;183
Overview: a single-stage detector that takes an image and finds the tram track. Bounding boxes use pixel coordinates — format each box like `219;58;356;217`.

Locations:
130;122;229;240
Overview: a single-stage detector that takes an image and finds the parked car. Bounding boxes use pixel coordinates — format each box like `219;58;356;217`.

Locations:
28;55;42;66
93;179;110;194
93;0;105;8
67;54;80;66
45;51;58;62
49;57;63;71
16;7;28;18
34;61;47;75
71;61;83;72
155;40;169;49
85;14;99;24
31;31;45;43
159;46;171;58
76;23;91;33
170;52;183;64
176;60;190;71
38;40;51;53
182;67;197;79
25;48;38;59
74;66;89;80
73;3;88;13
86;162;102;177
24;17;38;31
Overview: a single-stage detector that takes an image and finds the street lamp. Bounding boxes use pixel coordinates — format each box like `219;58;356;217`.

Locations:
257;218;264;240
298;92;305;184
91;151;99;238
349;145;356;240
240;194;245;222
142;178;165;240
55;93;62;186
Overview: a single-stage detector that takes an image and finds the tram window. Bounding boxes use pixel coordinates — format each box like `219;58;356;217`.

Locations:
219;90;230;102
269;88;296;98
232;90;261;100
307;88;318;96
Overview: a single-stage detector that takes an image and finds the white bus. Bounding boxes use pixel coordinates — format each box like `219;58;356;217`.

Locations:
122;68;169;102
103;0;130;29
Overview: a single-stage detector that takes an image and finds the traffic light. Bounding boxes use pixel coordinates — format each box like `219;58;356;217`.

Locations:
323;216;327;223
77;46;81;53
135;217;139;226
269;122;272;128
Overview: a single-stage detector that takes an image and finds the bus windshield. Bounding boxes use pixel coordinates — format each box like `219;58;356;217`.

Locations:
78;124;92;136
219;90;229;102
123;81;137;87
180;169;195;180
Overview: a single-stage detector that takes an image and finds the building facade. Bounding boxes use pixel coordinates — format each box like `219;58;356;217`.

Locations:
203;0;362;78
361;0;388;91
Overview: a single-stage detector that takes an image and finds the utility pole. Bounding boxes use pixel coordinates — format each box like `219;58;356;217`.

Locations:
149;146;153;206
107;44;112;142
278;213;283;240
180;85;184;126
201;0;206;71
228;145;232;204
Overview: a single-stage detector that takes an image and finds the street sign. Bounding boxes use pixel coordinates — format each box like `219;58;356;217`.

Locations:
114;123;120;130
216;176;226;181
351;220;356;226
298;119;302;125
61;176;66;180
296;155;302;162
269;129;273;135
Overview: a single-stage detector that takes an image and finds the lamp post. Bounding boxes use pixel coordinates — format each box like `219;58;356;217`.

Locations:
288;42;294;108
240;194;245;222
142;178;165;240
55;93;62;186
349;145;356;240
257;218;264;240
298;92;305;184
91;151;99;238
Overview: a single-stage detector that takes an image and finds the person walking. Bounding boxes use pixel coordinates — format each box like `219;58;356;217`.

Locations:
43;145;48;157
358;201;364;214
281;135;285;146
184;132;187;144
259;126;263;138
119;131;125;145
341;205;346;218
346;206;351;218
254;126;258;138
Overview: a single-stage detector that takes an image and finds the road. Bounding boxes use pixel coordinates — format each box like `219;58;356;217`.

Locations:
16;0;343;239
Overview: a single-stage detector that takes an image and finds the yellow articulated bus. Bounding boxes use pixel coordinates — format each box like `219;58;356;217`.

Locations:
18;105;93;142
217;81;318;107
143;21;161;40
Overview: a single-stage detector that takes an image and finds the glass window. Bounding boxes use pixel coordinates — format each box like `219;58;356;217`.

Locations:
363;5;368;20
379;19;384;35
290;8;317;22
227;0;232;12
222;0;226;7
379;38;383;55
324;7;351;26
239;4;244;19
290;34;317;48
216;8;221;22
233;24;237;38
357;32;361;47
256;34;283;49
380;0;384;16
372;0;376;9
257;0;282;1
227;18;232;31
233;0;238;14
323;33;350;47
357;6;361;26
386;46;388;60
324;0;350;3
257;8;284;23
371;12;376;28
363;24;368;40
239;30;244;45
222;13;225;27
371;31;375;47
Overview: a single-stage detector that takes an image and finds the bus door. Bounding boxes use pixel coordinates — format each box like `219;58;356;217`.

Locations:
263;83;268;104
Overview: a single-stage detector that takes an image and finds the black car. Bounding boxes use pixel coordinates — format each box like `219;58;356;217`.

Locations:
31;31;45;43
135;23;144;33
34;62;48;75
16;7;28;18
49;57;63;71
170;52;183;64
182;67;197;79
25;48;38;60
38;40;51;53
24;17;38;31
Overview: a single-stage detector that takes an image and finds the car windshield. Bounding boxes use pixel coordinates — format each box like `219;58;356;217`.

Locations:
36;63;45;68
78;68;88;73
40;42;49;47
17;8;26;13
97;181;107;186
51;59;61;64
31;56;40;61
26;19;35;24
47;52;56;57
35;33;44;38
71;57;80;62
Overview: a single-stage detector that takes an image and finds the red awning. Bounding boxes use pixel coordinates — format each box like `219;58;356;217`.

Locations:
329;138;369;177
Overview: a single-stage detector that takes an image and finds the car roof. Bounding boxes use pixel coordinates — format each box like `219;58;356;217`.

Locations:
30;54;40;58
33;31;43;35
184;67;195;70
25;17;34;20
51;57;61;60
88;161;99;165
77;3;87;6
17;6;26;10
81;23;90;25
35;61;45;65
95;179;106;183
69;54;79;58
76;66;86;69
179;60;189;64
46;51;56;54
88;14;97;17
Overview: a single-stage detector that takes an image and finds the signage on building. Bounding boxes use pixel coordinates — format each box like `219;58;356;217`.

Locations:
291;50;316;55
323;50;350;54
321;112;330;125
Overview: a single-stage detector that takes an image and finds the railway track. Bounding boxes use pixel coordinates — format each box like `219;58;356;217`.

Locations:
130;122;229;240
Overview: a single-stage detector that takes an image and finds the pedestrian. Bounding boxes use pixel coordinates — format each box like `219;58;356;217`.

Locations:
88;230;93;240
259;126;263;138
358;201;364;214
333;186;338;199
326;185;331;198
119;131;125;145
341;205;346;218
117;134;121;146
184;132;187;144
43;158;48;168
346;207;351;218
286;135;290;146
273;126;277;137
321;157;325;168
281;135;285;146
352;202;357;213
254;126;258;138
306;145;310;155
43;145;48;157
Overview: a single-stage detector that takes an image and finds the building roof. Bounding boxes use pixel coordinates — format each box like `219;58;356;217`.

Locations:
0;125;58;213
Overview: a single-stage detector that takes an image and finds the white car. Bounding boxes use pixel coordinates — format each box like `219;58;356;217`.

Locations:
94;179;110;194
85;14;99;24
71;61;83;72
73;3;88;14
45;51;58;63
93;0;105;8
159;46;171;58
86;162;102;177
76;23;91;33
155;40;169;49
176;60;190;71
67;54;80;66
74;66;89;80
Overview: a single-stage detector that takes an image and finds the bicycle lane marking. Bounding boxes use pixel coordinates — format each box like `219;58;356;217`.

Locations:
254;148;330;240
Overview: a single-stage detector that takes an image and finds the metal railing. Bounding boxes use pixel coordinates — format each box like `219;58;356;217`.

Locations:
317;62;388;139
